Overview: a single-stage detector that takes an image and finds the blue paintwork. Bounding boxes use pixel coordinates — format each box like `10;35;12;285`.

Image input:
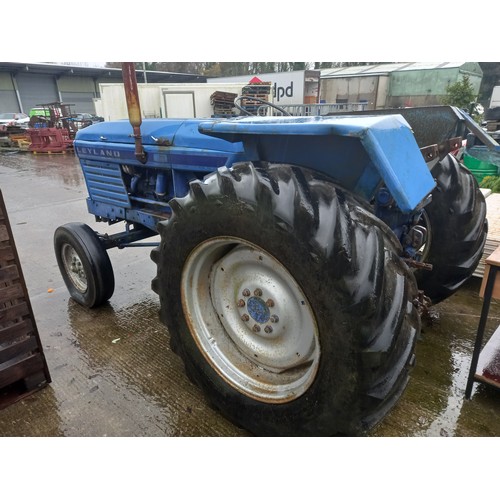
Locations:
199;115;436;213
246;297;271;324
76;119;245;151
75;119;248;229
74;114;436;232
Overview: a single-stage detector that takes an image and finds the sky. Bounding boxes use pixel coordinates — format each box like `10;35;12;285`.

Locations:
5;3;497;65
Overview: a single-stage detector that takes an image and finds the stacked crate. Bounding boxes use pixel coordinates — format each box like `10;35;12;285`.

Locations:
241;82;272;115
210;91;238;117
0;190;50;409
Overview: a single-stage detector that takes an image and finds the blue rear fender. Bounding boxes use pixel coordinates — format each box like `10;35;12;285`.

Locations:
199;115;436;213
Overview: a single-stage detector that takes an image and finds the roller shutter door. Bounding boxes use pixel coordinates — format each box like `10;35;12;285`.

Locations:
0;90;19;112
15;73;58;112
60;92;96;114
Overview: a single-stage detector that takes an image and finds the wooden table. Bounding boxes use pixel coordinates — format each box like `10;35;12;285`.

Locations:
465;245;500;398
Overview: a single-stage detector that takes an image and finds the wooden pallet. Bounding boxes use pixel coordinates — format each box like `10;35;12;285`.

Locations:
0;190;50;409
210;91;237;102
32;150;72;155
486;121;500;132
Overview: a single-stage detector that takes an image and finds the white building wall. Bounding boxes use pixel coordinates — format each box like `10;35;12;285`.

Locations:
491;86;500;108
97;83;246;120
159;83;245;118
98;84;162;121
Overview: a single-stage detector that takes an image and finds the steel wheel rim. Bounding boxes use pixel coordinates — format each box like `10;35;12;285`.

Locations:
416;210;432;262
181;237;320;403
61;243;88;293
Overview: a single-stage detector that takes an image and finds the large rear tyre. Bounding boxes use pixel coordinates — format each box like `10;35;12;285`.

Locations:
152;163;420;436
54;222;115;308
415;154;487;304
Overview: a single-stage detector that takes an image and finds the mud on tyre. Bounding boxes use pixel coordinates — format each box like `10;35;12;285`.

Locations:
151;162;420;436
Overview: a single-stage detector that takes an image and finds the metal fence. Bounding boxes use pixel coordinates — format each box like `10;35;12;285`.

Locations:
258;102;369;116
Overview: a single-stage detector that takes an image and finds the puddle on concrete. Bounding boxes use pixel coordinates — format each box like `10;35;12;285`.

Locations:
371;279;500;437
0;150;83;187
0;286;249;436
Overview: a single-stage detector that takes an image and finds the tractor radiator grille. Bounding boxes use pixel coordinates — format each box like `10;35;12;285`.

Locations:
81;160;131;208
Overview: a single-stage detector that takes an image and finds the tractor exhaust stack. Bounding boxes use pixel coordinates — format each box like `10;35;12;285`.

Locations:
122;62;147;163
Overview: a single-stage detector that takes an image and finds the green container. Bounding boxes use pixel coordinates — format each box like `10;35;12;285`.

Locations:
464;146;500;184
475;172;498;185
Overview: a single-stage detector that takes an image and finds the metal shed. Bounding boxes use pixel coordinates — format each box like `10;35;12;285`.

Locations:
0;62;206;115
320;62;483;110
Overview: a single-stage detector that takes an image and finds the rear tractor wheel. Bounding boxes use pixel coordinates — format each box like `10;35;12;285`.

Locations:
151;163;420;436
415;153;487;304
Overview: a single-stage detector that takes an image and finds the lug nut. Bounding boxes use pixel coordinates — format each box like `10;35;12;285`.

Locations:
241;314;249;322
264;325;273;334
237;299;245;307
270;315;279;323
252;324;261;332
254;288;262;296
266;299;274;307
242;289;250;297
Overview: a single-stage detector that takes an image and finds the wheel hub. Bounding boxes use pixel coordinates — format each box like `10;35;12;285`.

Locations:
61;243;87;293
246;296;270;324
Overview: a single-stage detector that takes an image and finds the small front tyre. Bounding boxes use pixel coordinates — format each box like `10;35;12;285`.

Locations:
54;222;115;308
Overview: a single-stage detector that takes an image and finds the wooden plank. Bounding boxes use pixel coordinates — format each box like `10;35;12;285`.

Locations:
475;324;500;389
0;380;46;410
0;246;15;261
0;353;45;389
479;263;500;298
0;336;38;364
0;264;19;282
479;245;500;299
0;319;34;345
485;193;500;241
486;243;500;266
474;193;500;279
0;225;8;242
0;301;29;323
0;282;24;303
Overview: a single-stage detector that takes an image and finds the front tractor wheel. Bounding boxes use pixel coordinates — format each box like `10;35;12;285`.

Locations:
54;222;115;308
152;163;420;436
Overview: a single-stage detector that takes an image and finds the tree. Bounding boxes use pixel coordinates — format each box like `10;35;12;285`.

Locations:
106;61;402;76
442;75;478;109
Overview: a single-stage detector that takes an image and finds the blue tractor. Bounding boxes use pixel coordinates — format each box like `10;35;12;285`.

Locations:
54;64;492;436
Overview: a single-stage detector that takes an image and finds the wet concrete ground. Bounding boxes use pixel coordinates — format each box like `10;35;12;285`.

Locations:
1;148;500;438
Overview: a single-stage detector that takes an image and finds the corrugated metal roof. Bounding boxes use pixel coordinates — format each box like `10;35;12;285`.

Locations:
321;62;472;78
0;62;206;84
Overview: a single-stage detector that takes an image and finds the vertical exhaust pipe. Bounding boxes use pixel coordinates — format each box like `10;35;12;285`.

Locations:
122;62;147;163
